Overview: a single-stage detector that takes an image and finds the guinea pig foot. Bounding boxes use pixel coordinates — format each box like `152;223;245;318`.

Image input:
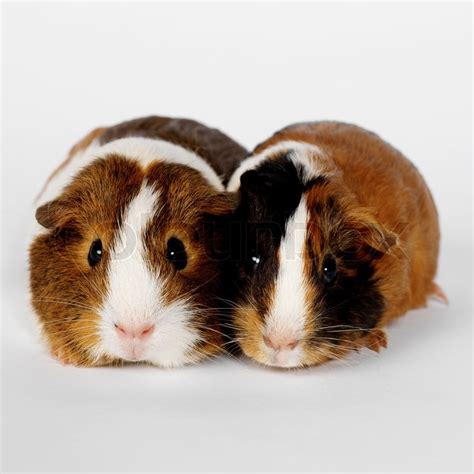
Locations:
430;282;448;305
51;348;72;365
364;329;388;353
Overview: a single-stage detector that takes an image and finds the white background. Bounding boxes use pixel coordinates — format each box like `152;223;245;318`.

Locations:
1;2;472;472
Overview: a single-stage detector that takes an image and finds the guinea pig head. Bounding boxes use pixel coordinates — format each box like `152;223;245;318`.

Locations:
30;155;233;367
229;153;398;368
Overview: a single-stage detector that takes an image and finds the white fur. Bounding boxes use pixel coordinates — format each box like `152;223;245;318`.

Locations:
95;137;224;191
95;185;200;367
35;139;102;208
262;198;309;368
227;140;325;192
36;135;224;209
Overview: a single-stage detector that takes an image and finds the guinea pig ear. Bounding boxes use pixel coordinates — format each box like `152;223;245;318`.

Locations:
360;222;398;256
346;212;399;259
35;199;73;229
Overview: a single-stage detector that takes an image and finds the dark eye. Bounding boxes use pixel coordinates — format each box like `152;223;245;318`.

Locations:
251;254;261;267
88;239;103;267
322;255;337;283
166;237;187;270
246;251;261;272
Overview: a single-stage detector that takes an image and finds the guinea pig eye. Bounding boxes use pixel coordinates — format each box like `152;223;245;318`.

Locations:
88;239;103;267
166;237;187;270
246;251;261;272
322;255;337;283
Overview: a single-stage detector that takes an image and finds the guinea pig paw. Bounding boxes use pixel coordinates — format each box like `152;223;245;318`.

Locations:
430;282;449;305
365;329;388;353
51;348;72;365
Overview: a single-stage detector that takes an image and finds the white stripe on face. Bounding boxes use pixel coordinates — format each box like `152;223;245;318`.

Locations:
263;198;309;363
96;184;200;367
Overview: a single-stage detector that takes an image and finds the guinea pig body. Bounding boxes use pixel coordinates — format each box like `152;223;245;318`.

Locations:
227;121;443;368
30;116;247;367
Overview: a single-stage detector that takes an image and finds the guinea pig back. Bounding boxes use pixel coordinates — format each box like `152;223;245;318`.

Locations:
227;121;442;368
30;116;247;367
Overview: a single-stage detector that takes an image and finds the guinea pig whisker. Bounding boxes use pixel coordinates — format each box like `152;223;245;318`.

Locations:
194;304;234;311
39;320;101;334
39;316;101;326
215;296;242;306
41;323;99;338
220;339;240;347
189;306;230;315
219;324;243;333
192;325;242;360
194;324;228;339
312;338;360;351
313;336;357;345
187;341;223;361
324;327;380;335
308;345;356;368
39;320;101;333
215;297;251;311
195;339;242;363
171;272;221;304
318;339;363;354
51;326;99;341
315;294;362;318
316;320;380;333
318;328;365;336
317;323;362;330
52;334;99;356
32;297;98;312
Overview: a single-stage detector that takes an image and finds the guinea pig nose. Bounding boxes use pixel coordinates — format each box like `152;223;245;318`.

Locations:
263;335;299;351
114;323;155;340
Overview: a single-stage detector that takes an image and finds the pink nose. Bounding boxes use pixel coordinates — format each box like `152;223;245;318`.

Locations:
114;323;155;341
263;335;299;351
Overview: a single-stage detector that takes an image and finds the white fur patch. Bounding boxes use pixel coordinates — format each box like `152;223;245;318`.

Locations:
262;198;309;367
35;139;102;208
95;137;224;191
227;140;324;192
95;185;200;367
36;135;224;209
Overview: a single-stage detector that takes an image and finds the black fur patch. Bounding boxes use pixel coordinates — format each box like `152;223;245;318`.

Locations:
227;153;307;318
227;151;386;350
308;238;385;346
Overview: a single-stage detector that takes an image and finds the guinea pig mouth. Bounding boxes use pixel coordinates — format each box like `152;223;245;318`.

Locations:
255;342;304;369
119;343;148;362
267;350;303;368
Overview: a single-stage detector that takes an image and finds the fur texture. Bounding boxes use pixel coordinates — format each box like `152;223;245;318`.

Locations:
227;121;440;368
30;116;247;367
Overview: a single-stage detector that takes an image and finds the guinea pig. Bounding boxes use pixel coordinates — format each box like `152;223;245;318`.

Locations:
30;116;247;367
226;121;446;368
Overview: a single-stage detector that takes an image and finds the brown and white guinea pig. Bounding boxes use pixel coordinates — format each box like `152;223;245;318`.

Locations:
30;116;247;367
226;121;446;368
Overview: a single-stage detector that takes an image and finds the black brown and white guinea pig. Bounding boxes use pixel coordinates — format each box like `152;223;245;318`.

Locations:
226;121;446;368
30;116;247;367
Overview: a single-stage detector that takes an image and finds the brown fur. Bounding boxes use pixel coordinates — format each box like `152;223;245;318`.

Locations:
31;157;143;366
99;116;248;185
257;121;439;320
35;127;107;203
30;117;246;366
233;121;440;367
